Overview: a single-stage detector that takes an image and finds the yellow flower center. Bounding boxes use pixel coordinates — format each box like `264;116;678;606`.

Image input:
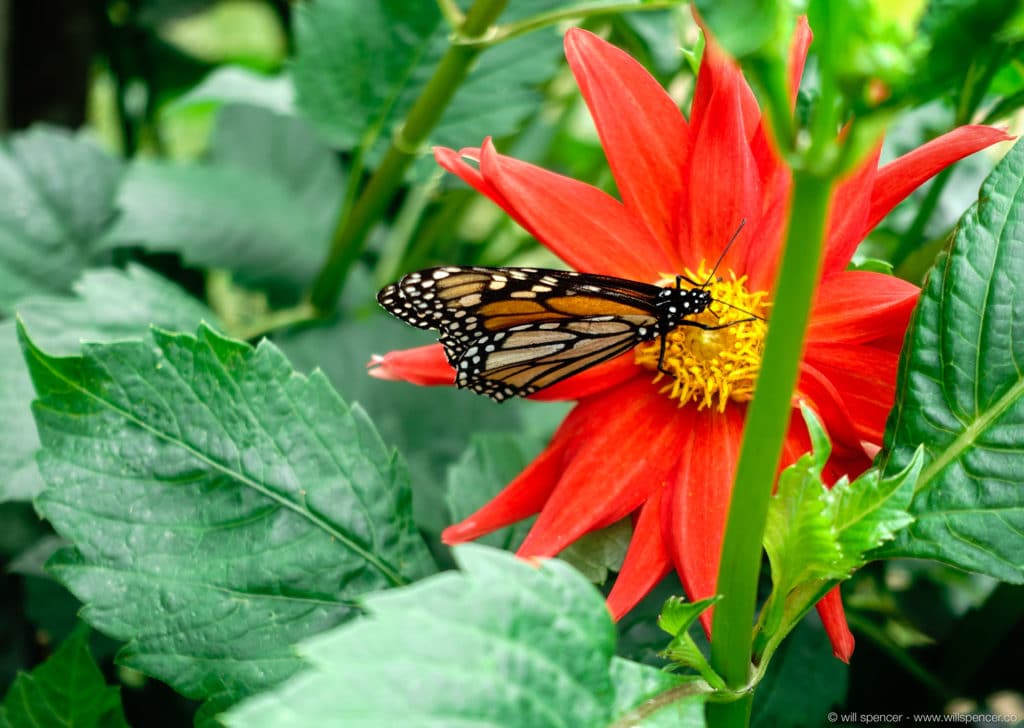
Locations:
634;264;770;412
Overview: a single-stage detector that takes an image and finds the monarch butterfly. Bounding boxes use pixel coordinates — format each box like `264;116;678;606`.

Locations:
377;226;759;402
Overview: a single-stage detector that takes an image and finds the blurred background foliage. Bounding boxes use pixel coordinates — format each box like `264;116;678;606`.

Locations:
0;1;1022;725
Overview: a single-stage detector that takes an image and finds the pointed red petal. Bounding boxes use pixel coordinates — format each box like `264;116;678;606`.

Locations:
606;488;673;621
822;143;882;275
516;378;681;557
434;144;540;240
441;410;584;544
367;344;455;386
565;28;688;268
808;271;919;345
795;363;869;459
686;72;762;271
691;34;761;142
817;586;855;662
788;17;812;105
481;140;668;279
866;126;1012;233
662;405;746;636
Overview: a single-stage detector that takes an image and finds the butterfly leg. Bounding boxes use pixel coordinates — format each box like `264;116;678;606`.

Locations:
655;318;757;376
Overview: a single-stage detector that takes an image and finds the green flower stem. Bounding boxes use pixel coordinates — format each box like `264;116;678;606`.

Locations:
707;169;834;728
489;0;685;43
309;0;509;313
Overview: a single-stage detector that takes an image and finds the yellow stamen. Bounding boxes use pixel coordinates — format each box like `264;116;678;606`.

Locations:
634;264;770;412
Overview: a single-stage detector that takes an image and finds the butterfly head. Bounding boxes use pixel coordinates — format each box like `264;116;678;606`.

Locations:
656;285;713;329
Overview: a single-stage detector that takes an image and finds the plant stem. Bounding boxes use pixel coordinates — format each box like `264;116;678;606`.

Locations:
309;0;509;313
707;169;833;728
490;0;685;43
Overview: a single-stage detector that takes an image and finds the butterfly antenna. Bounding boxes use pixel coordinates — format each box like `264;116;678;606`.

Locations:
716;299;766;321
702;218;747;287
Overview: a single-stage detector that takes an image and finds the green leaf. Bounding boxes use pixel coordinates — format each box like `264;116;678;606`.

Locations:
659;595;720;639
879;136;1024;583
173;67;296;116
765;408;920;598
223;545;701;727
210;104;344;244
292;0;562;176
18;323;434;721
0;629;128;728
0;126;122;312
559;519;632;584
0;265;218;502
101;159;328;295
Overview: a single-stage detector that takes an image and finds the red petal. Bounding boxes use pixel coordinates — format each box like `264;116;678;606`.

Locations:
807;271;919;344
516;378;683;557
817;586;855;662
866;126;1012;233
434;144;540;240
686;71;762;273
822;143;882;275
662;404;746;636
788;17;812;105
441;411;584;544
606;488;673;621
529;352;641;401
367;344;455;386
795;363;869;458
565;29;688;268
480;140;668;279
803;342;901;444
691;34;761;142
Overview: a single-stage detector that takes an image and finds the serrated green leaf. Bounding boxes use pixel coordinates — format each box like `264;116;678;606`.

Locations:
879;136;1024;582
101;158;330;295
0;265;218;502
292;0;562;178
0;126;122;312
18;323;434;721
0;629;128;728
658;595;720;639
224;545;701;728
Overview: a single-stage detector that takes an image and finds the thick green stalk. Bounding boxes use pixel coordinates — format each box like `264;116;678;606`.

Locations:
707;170;833;728
310;0;508;312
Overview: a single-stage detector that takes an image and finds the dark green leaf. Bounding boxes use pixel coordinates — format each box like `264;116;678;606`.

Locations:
0;265;217;502
0;629;128;728
224;545;700;727
0;126;122;312
19;323;434;721
880;137;1024;583
751;618;848;728
101;159;329;294
209;104;344;240
292;0;562;178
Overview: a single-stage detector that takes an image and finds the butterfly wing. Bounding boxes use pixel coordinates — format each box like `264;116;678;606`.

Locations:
377;266;662;400
453;315;653;401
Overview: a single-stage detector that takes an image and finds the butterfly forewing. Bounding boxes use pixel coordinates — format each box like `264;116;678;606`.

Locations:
377;266;696;401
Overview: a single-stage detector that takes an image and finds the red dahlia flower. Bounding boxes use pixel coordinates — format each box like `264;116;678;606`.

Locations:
369;23;1010;661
